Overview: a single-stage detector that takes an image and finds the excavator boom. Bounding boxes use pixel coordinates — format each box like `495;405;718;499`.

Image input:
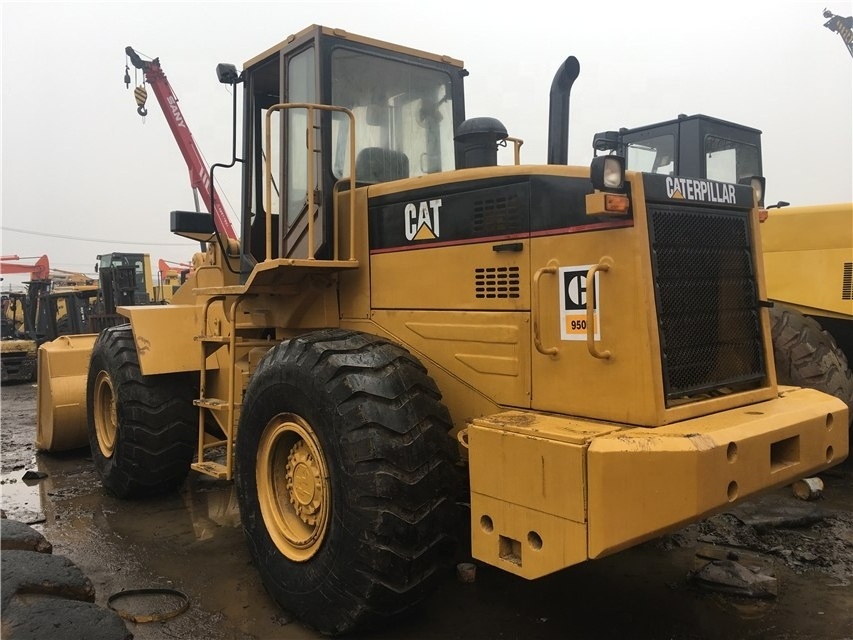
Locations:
0;255;50;281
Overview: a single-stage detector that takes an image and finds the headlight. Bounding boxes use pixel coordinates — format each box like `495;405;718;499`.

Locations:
739;175;766;207
590;155;625;191
750;177;765;206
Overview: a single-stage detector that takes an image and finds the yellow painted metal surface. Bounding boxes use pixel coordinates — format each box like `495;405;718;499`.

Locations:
36;334;97;451
1;339;36;356
371;240;529;311
587;386;847;558
467;389;847;579
467;411;615;578
119;305;201;375
529;174;775;426
370;310;531;409
761;202;853;319
470;493;589;579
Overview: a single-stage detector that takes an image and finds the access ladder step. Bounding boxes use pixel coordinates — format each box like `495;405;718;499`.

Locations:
197;336;275;347
191;461;229;480
194;398;233;411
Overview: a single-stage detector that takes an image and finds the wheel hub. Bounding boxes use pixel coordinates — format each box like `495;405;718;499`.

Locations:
93;370;118;457
256;413;330;561
286;441;322;526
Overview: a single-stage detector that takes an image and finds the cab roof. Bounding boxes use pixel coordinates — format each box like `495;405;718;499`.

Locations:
244;24;465;70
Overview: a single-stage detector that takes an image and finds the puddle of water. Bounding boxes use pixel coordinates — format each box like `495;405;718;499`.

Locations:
0;469;46;524
710;593;778;620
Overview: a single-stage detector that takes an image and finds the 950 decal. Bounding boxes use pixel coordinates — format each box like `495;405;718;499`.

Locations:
558;266;601;341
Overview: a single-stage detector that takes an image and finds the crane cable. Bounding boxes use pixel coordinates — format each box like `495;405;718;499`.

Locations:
124;52;148;117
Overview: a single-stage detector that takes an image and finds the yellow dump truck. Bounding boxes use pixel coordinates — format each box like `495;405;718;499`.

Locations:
37;27;848;635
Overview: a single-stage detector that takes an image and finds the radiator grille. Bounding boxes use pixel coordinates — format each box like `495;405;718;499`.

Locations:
475;266;521;299
843;262;852;301
648;205;766;401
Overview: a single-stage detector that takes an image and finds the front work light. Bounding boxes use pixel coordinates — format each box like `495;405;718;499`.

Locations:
590;155;625;191
216;63;241;85
739;175;766;207
587;155;629;216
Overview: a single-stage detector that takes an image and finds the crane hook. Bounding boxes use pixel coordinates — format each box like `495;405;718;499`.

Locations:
134;85;148;117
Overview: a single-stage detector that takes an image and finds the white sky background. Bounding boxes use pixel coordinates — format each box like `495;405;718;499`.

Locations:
1;0;851;288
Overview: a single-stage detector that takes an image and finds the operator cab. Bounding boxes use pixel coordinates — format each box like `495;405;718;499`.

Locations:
592;113;763;186
95;252;151;305
236;25;467;268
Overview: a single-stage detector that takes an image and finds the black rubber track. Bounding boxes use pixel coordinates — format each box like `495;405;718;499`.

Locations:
235;328;461;636
770;304;853;426
86;325;196;497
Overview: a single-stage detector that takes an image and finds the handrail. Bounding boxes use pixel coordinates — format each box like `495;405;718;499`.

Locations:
505;136;524;165
264;104;356;261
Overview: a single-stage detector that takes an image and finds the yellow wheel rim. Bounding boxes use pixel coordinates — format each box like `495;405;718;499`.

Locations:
93;370;117;457
256;413;330;562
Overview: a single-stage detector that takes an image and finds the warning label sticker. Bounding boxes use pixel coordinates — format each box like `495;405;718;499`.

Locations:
558;265;601;341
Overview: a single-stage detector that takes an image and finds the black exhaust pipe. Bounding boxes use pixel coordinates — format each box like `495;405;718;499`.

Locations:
547;56;580;165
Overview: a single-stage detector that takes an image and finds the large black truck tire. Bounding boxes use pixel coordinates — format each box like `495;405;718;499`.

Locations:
770;304;853;427
86;325;196;497
235;329;461;636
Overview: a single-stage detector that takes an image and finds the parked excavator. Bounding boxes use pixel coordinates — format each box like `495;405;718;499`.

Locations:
35;27;847;635
591;113;853;425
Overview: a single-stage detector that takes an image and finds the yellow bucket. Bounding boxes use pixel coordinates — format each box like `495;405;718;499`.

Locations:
36;334;97;451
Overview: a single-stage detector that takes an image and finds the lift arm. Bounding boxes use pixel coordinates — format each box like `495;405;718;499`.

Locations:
126;47;238;241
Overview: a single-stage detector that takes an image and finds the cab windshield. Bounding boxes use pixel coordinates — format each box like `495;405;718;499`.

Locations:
329;48;456;181
704;135;761;183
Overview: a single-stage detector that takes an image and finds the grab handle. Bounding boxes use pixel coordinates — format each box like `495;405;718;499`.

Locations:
533;260;559;355
586;258;612;360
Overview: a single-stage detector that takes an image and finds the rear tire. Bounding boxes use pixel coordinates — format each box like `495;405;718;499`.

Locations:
235;329;460;635
86;325;196;497
770;304;853;426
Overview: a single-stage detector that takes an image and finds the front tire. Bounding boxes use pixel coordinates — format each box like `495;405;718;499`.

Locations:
235;329;460;635
86;325;196;497
770;304;853;426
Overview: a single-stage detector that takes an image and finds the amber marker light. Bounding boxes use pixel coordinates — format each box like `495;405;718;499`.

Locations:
604;193;630;213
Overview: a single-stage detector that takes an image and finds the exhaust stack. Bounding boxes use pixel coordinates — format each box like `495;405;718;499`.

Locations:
547;56;580;165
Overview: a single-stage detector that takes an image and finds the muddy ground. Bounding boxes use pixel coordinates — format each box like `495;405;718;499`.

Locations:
2;381;852;640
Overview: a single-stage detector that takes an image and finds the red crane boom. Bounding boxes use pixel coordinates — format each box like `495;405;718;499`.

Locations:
125;47;237;240
0;255;50;280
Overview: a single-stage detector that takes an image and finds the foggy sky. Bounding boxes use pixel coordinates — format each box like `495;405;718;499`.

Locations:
2;0;851;287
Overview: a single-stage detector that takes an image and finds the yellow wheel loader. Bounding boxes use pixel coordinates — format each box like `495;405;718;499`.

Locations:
2;291;37;383
761;202;853;422
593;115;853;424
1;256;49;383
38;27;848;635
